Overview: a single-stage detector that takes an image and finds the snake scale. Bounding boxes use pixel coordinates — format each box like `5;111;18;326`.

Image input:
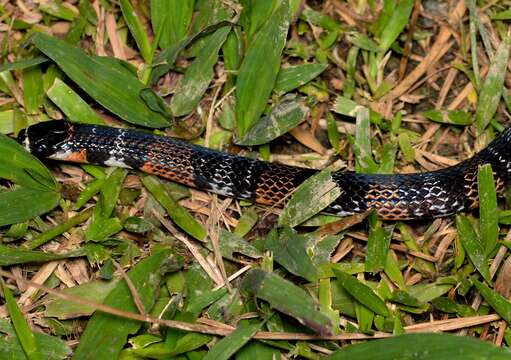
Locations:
17;120;511;220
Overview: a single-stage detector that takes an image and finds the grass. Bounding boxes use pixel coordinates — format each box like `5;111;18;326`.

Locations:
0;0;511;358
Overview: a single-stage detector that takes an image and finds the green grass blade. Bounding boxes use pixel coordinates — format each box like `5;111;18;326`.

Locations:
0;133;58;191
22;65;44;114
203;322;263;360
142;175;207;241
475;35;510;132
278;170;341;228
365;213;394;273
473;280;511;323
326;333;511;359
332;269;388;316
72;249;180;360
235;0;289;137
2;282;42;360
0;188;60;227
47;78;105;125
0;56;48;72
241;269;333;335
120;0;152;63
236;96;309;145
274;63;328;95
456;214;491;283
30;33;170;128
170;26;231;116
477;164;499;256
265;227;318;281
150;0;194;49
23;208;94;250
378;0;414;52
0;245;85;266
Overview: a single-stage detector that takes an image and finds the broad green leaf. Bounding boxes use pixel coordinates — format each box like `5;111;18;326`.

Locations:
236;0;290;137
150;0;195;49
279;170;341;228
236;96;309;145
0;133;58;191
478;164;499;256
332;269;389;316
456;214;491;283
378;0;414;52
326;333;511;359
265;227;317;281
241;269;333;335
170;26;231;116
475;36;510;132
73;249;181;360
0;245;85;266
46;78;105;125
274;63;328;94
355;107;377;173
45;279;120;319
142;175;207;241
0;188;60;227
2;282;42;360
30;33;170;128
203;322;263;360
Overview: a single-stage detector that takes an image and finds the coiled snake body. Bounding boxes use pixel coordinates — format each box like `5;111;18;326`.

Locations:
18;121;511;220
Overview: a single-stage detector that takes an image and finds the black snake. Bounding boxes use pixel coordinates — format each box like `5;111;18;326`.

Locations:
17;120;511;220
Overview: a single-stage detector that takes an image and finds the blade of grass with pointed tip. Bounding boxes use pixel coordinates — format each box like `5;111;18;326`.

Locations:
456;214;491;283
265;227;317;281
23;208;94;250
142;175;206;241
241;269;333;335
0;318;71;360
2;282;42;360
332;269;388;316
170;26;230;116
236;96;309;145
235;0;289;137
150;0;194;49
278;170;341;228
73;249;177;360
365;212;394;273
326;333;511;360
30;33;170;128
378;0;414;53
0;56;48;72
203;322;263;360
475;36;510;132
120;0;152;63
274;63;328;95
0;245;85;266
47;78;105;125
473;279;511;323
478;164;499;256
355;107;377;173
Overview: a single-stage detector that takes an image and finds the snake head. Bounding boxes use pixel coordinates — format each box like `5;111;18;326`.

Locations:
18;120;73;158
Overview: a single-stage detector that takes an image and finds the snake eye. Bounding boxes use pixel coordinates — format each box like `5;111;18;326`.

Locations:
19;120;73;158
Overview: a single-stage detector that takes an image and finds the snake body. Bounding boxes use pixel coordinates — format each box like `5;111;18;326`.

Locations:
18;120;511;220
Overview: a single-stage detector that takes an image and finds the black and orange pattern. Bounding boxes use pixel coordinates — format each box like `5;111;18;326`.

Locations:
18;120;511;220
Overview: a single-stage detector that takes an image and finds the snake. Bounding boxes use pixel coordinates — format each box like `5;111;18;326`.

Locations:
17;120;511;220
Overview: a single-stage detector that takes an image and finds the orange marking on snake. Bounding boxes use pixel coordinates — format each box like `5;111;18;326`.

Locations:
140;162;195;187
64;149;88;163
